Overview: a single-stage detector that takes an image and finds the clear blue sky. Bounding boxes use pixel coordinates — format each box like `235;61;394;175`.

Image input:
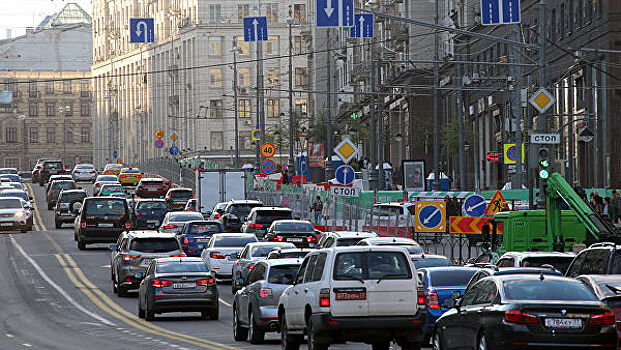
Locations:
0;0;93;39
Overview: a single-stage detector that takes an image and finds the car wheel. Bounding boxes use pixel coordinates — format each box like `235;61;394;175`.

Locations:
432;328;444;350
248;311;265;344
47;203;53;210
55;221;62;229
138;300;145;319
371;342;390;350
77;240;86;250
307;317;328;350
281;314;301;350
117;285;127;297
233;306;248;341
145;300;155;321
20;226;28;233
477;332;489;350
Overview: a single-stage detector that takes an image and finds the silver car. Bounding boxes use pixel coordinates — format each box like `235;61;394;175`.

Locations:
159;211;205;234
72;163;97;182
233;258;302;344
0;197;32;232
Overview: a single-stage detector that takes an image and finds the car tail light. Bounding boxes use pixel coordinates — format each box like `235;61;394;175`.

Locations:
80;221;86;229
209;252;226;259
125;223;131;229
163;225;177;230
197;278;215;286
192;193;196;198
170;254;186;257
50;190;54;194
319;288;330;307
417;286;426;307
119;175;126;178
588;311;616;326
248;264;254;270
259;288;272;298
504;310;538;324
307;236;317;243
272;236;284;242
214;213;220;219
63;166;66;170
95;183;100;187
183;237;189;244
165;195;171;201
123;254;140;261
90;170;96;173
249;224;264;228
152;279;173;288
136;212;142;217
426;292;440;310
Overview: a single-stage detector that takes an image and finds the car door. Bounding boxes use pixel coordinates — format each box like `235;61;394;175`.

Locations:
442;281;483;349
566;250;588;277
239;263;265;325
235;246;250;279
287;255;313;328
461;280;498;347
305;252;327;315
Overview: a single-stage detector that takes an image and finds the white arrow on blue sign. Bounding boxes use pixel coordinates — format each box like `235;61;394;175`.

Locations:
316;0;354;27
243;17;268;42
481;0;520;25
335;165;355;185
462;194;487;217
349;14;374;38
130;18;155;43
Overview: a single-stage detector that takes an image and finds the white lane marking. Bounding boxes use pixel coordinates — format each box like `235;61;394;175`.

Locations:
8;235;114;326
6;333;14;338
21;344;32;347
218;298;232;307
101;265;111;268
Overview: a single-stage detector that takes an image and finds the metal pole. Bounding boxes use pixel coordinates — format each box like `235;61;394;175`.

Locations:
602;61;609;188
377;58;384;190
568;76;575;185
325;29;333;180
233;38;240;168
369;39;377;191
432;0;440;190
537;0;547;207
509;24;523;189
288;5;295;176
456;60;465;190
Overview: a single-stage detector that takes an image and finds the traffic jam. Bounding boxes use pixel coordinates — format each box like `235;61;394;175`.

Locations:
3;158;618;350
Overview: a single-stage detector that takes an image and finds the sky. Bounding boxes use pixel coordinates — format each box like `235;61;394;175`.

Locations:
0;0;93;40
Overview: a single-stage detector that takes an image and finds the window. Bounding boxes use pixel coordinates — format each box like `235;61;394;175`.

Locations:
239;131;252;149
294;4;307;24
496;258;515;267
29;127;38;143
266;67;279;85
267;98;280;118
62;80;72;94
208;37;222;55
294;67;307;87
235;36;250;54
209;4;222;23
81;128;90;143
63;101;73;116
239;99;251;118
80;100;90;116
295;99;307;115
45;81;54;94
46;127;56;143
4;158;19;169
295;257;310;285
29;82;38;92
5;127;17;143
209;99;223;118
265;4;279;23
45;102;55;116
237;4;249;23
210;131;223;150
333;252;412;281
29;101;38;116
303;255;319;283
80;80;90;97
294;36;305;54
238;67;250;87
266;36;279;55
66;128;73;143
312;253;327;281
209;68;222;87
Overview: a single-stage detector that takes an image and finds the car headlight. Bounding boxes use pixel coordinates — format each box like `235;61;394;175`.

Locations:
14;211;25;218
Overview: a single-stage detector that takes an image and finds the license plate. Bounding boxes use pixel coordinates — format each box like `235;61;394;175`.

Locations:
173;282;196;289
287;238;303;242
98;223;114;228
0;223;12;227
147;220;158;224
196;238;210;242
544;318;583;329
140;259;152;266
334;288;366;300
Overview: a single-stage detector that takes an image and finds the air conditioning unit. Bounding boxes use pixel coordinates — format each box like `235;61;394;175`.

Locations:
243;120;252;126
239;87;249;95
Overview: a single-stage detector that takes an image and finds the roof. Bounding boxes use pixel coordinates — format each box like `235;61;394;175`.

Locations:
273;248;314;253
229;199;262;204
273;220;314;225
362;237;420;245
501;251;575;258
373;202;415;207
330;231;378;238
484;274;576;283
331;246;415;253
487;267;563;276
578;274;621;284
126;230;177;239
260;258;304;266
246;242;295;248
36;3;92;29
135;198;166;202
155;257;205;264
250;206;291;212
59;189;86;194
140;178;165;182
410;254;449;260
184;220;220;224
212;233;257;238
169;187;192;191
419;266;480;273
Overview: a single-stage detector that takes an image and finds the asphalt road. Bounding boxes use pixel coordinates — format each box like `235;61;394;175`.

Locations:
0;182;432;350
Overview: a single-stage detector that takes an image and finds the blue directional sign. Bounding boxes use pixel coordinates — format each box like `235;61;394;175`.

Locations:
316;0;354;27
261;159;276;174
169;145;179;156
350;14;374;38
130;18;155;43
298;156;308;173
462;194;487;217
243;17;268;42
481;0;520;26
419;205;443;230
335;165;355;185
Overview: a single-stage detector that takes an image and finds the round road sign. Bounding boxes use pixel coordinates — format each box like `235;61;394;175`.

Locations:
261;159;276;174
155;129;165;139
154;139;164;149
260;143;276;158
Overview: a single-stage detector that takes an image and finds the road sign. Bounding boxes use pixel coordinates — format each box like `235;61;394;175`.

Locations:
155;129;165;139
170;131;179;143
260;143;276;158
154;139;164;149
463;194;487;217
130;18;155;43
316;0;354;27
503;143;525;164
415;201;446;233
335;165;355;185
449;216;503;234
529;87;556;113
486;151;501;162
350;14;374;38
530;133;560;144
261;159;276;174
481;0;520;26
330;186;359;197
169;145;180;156
298;155;308;173
298;135;306;151
251;129;261;141
334;138;359;164
243;17;268;42
484;190;509;215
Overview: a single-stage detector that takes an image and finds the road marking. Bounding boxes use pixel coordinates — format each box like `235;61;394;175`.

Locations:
6;333;14;338
21;343;32;347
8;235;114;326
25;183;47;232
219;298;233;308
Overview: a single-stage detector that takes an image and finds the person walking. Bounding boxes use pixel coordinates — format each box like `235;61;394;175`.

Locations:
611;191;620;224
310;195;323;225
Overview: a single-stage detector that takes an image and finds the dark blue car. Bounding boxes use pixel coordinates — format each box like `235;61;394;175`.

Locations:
418;266;479;340
179;220;224;256
132;199;168;229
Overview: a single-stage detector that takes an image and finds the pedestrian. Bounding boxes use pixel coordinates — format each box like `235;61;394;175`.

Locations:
611;191;620;224
294;195;303;220
604;197;611;218
593;191;604;214
310;195;323;225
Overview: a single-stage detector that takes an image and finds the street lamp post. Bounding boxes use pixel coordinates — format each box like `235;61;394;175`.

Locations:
287;6;296;176
232;39;241;168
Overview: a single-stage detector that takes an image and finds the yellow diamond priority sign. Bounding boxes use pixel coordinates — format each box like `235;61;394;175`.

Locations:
334;138;359;164
529;87;556;113
170;131;179;143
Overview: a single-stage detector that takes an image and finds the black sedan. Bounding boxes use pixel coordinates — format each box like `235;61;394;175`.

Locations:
263;220;319;248
433;274;617;349
137;257;218;321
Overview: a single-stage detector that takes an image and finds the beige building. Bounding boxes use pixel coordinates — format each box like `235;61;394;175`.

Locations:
0;3;93;170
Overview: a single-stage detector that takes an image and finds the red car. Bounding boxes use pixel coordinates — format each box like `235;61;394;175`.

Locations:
135;177;171;198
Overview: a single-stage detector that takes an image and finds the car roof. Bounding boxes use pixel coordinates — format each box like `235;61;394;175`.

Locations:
246;242;295;248
373;202;414;207
485;274;578;283
136;198;166;202
169;187;192;192
229;199;262;204
330;231;378;238
410;254;449;260
140;177;164;181
105;164;122;167
156;257;205;264
578;274;621;284
261;258;304;267
0;196;25;202
272;219;313;225
250;206;291;212
500;251;575;258
60;189;86;193
168;211;201;215
419;266;479;273
483;267;563;276
126;230;177;239
1;190;26;194
211;232;256;238
272;248;314;253
329;246;413;253
184;220;220;224
360;237;420;245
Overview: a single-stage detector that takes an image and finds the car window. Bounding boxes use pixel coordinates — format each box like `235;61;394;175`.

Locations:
429;269;478;287
335;238;363;247
411;257;452;269
295;257;310;285
169;213;204;221
170;190;193;199
378;243;423;254
212;236;257;247
268;264;299;284
250;245;286;258
0;192;28;201
156;261;208;273
248;263;266;283
273;222;314;233
53;182;77;190
84;199;126;215
129;238;179;253
312;253;327;281
460;282;482;307
611;250;621;274
581;249;610;275
240;246;249;259
59;192;86;203
464;271;485;291
102;185;123;192
472;280;498;305
566;251;587;278
137;201;167;210
141;180;164;185
188;223;221;234
324;237;335;247
303;255;319;283
521;256;574;274
496;257;515;267
333;252;412;281
255;210;293;224
503;280;599;301
44;162;63;170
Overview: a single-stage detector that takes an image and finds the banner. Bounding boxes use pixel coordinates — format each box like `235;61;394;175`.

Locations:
308;143;325;168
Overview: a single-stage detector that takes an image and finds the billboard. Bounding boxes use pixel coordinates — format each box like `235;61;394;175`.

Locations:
402;160;425;192
308;143;325;168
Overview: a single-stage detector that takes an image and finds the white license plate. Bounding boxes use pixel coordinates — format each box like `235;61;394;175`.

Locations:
140;259;152;266
147;220;158;224
0;223;12;227
98;223;114;228
544;318;583;329
287;238;303;242
196;238;210;242
172;282;196;289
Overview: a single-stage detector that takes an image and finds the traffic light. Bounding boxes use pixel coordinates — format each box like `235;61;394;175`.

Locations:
538;147;550;179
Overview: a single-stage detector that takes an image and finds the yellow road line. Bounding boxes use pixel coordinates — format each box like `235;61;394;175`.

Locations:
25;183;46;232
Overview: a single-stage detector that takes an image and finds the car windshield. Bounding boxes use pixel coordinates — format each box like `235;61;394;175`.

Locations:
102;185;123;192
212;236;256;247
137;201;167;210
76;165;94;170
0;192;27;201
268;265;300;284
334;251;412;280
59;192;87;203
274;222;314;233
0;175;20;182
335;238;366;247
0;198;23;209
170;190;193;199
169;213;203;222
429;269;478;287
84;199;126;215
503;280;598;301
157;261;208;273
522;256;574;274
188;223;221;234
129;238;179;253
230;204;260;218
411;257;452;269
53;182;76;190
98;176;117;182
256;210;292;224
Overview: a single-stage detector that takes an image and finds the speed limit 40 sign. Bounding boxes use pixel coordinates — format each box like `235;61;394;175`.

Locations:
260;143;276;158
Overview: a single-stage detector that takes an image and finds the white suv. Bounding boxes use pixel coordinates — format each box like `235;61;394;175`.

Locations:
278;246;425;350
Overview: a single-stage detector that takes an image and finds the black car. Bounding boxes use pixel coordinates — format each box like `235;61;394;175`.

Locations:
165;188;194;211
39;159;66;186
220;200;263;232
54;189;87;228
241;207;293;238
433;274;617;349
47;180;78;210
263;220;319;248
76;197;131;250
132;199;168;229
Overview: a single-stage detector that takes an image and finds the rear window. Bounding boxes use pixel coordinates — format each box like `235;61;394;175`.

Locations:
0;198;25;209
98;176;118;182
429;269;477;287
503;280;598;301
59;192;87;203
274;251;309;259
102;185;123;192
44;162;62;170
268;265;300;284
54;182;77;190
251;245;288;257
274;222;314;233
84;199;126;215
336;238;365;247
256;210;293;224
0;192;27;201
188;223;221;234
170;190;193;199
76;164;95;170
230;204;261;218
0;169;18;175
411;257;452;269
522;256;574;274
106;164;122;169
123;169;140;174
137;201;167;210
142;180;164;185
377;243;424;254
169;213;203;222
213;236;257;247
0;175;20;182
129;238;179;253
334;251;412;281
157;261;208;273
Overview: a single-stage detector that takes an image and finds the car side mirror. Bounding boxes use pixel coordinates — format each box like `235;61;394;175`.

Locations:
108;244;117;251
29;196;33;201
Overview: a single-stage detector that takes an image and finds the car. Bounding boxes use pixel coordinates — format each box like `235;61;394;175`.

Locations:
103;163;123;176
71;163;97;182
137;257;218;321
357;237;424;254
0;189;32;205
318;231;379;248
566;242;621;278
159;211;205;234
417;266;479;340
110;230;185;296
184;198;198;212
200;233;258;278
39;159;66;185
266;247;313;260
164;188;194;211
433;274;617;349
219;200;263;232
135;177;171;198
54;189;87;228
231;242;296;293
0;197;33;232
5;182;26;193
464;266;563;292
0;174;22;183
32;164;42;183
46;180;78;209
179;220;225;256
132;199;168;229
278;246;426;350
410;254;452;269
233;258;302;344
209;202;228;220
98;183;124;197
0;168;19;175
75;197;131;250
495;251;576;274
94;176;120;195
118;167;142;186
263;220;319;248
577;274;621;346
241;207;293;238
